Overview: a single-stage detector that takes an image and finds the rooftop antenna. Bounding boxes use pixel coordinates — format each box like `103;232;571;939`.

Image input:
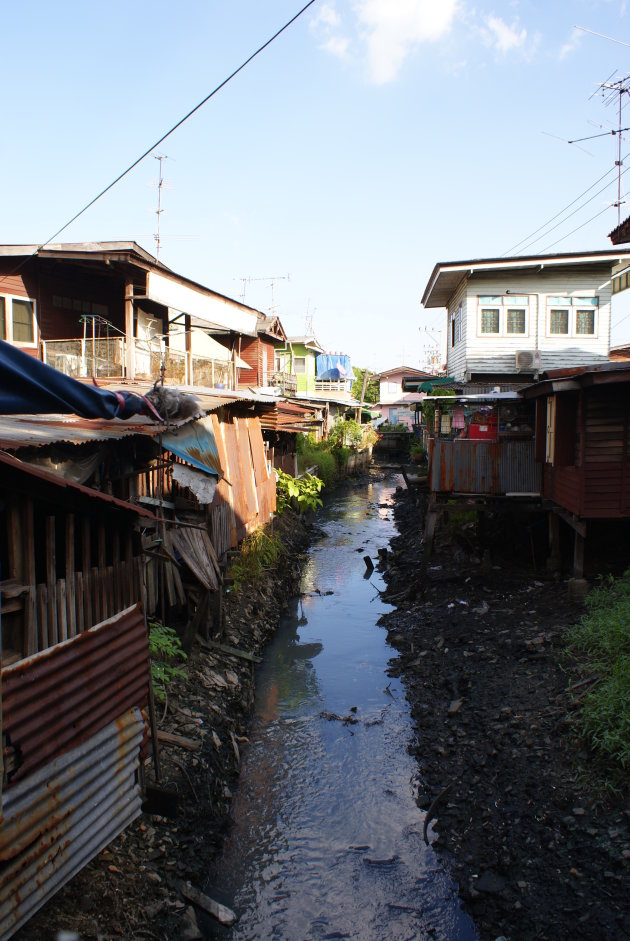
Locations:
154;154;168;260
305;300;313;335
236;274;290;311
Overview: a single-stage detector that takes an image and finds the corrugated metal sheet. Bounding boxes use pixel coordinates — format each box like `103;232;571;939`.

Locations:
162;416;222;476
0;708;144;940
0;414;165;450
2;604;149;784
0;451;155;518
430;440;541;495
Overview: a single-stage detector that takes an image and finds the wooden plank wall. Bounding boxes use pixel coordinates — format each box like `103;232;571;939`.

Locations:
208;415;276;560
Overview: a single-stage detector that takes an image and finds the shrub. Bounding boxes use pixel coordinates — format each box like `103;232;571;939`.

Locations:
149;622;187;702
567;569;630;769
227;528;283;593
276;468;324;515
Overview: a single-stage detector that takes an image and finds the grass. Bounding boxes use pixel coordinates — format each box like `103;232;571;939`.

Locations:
567;569;630;771
227;529;283;594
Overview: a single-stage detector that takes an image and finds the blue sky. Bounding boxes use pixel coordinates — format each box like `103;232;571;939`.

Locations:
5;0;630;372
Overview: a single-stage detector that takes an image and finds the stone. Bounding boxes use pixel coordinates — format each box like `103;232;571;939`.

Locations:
180;905;203;940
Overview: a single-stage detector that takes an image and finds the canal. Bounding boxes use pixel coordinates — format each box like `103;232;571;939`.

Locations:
207;472;478;940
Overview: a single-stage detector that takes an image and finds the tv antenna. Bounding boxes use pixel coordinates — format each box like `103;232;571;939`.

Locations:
153;154;169;260
236;274;290;312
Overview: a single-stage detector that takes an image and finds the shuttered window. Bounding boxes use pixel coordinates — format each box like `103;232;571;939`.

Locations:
0;294;36;346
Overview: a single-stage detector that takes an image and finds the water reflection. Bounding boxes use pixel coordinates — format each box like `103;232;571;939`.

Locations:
207;476;477;941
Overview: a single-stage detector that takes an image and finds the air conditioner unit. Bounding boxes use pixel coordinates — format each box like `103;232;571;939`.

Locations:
515;350;541;370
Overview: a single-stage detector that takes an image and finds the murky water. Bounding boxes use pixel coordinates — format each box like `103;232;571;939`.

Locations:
208;474;477;941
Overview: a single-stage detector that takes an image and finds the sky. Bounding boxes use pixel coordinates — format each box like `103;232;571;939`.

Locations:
5;0;630;373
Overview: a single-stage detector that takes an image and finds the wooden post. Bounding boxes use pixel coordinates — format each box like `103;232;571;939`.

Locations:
125;279;135;379
185;313;192;385
45;516;58;646
573;528;586;578
24;497;37;655
66;514;76;637
7;500;23;583
547;511;561;573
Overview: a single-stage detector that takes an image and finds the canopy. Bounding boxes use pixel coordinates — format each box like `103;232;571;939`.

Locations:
316;353;351;381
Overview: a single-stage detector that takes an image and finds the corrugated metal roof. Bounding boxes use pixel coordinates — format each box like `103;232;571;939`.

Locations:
0;413;165;449
0;708;144;938
2;604;150;784
0;451;155;518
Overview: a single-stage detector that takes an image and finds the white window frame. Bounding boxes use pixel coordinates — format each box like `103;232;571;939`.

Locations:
0;293;38;348
545;296;598;339
294;355;306;375
476;295;530;338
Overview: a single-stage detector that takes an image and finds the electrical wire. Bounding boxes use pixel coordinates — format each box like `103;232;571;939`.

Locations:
536;204;611;253
0;0;319;290
511;163;630;256
501;158;624;256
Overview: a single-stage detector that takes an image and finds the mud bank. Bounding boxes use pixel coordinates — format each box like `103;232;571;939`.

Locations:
14;510;312;941
380;484;630;941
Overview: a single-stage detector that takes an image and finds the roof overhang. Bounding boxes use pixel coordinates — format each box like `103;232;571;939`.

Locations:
421;249;630;309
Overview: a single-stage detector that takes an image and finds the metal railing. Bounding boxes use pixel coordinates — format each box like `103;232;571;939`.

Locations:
42;339;236;389
314;379;352;393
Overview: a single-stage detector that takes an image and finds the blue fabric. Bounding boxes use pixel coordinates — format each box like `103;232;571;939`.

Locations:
0;339;146;419
316;353;352;380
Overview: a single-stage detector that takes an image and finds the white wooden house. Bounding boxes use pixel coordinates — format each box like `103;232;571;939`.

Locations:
374;366;432;428
421;250;630;384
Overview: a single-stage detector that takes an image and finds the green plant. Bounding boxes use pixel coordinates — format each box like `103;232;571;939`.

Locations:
149;622;187;702
410;439;426;464
351;367;379;404
421;388;456;431
227;528;284;592
276;468;324;515
567;569;630;769
328;419;363;449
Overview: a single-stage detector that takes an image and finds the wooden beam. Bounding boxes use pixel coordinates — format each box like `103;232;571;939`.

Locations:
125;278;135;379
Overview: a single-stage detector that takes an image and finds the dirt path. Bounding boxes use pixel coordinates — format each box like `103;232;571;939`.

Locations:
380;483;630;941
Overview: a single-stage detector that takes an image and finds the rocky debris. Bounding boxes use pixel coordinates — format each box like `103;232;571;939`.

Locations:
380;484;630;941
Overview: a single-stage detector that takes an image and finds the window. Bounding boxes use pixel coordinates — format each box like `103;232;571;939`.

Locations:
546;296;598;338
507;308;526;334
0;294;36;346
451;303;463;345
477;295;529;336
294;356;306;374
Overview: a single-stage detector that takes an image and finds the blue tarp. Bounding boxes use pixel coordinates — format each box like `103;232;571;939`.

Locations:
0;340;147;419
316;353;352;381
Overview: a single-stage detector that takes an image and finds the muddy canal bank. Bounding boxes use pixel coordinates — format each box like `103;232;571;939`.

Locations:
382;484;630;941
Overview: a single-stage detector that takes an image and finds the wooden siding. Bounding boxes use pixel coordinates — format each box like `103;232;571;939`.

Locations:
446;267;612;380
237;336;261;386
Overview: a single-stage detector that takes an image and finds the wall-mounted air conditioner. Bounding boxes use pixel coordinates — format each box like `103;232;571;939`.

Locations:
515;350;541;370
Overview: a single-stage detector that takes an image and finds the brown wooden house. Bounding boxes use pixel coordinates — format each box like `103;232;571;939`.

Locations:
235;314;297;394
523;363;630;574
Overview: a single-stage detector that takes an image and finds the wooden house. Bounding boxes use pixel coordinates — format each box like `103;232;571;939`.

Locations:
523;363;630;575
234;314;296;394
374;365;433;429
0;242;259;389
421;250;630;385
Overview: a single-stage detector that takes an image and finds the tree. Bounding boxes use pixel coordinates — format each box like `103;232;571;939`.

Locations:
352;367;379;405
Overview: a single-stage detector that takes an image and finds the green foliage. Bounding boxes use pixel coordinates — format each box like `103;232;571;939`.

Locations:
351;367;379;404
275;468;324;515
379;422;410;432
329;419;362;449
567;569;630;769
149;622;187;702
361;425;378;448
227;528;284;593
421;388;456;430
296;435;338;486
410;438;426;463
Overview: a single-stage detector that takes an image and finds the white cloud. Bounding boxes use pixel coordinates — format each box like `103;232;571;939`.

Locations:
310;2;351;61
484;14;527;53
558;27;583;60
354;0;459;84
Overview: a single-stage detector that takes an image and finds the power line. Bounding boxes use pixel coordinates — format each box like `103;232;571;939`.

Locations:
36;0;320;252
502;159;622;256
512;165;629;256
536;204;611;253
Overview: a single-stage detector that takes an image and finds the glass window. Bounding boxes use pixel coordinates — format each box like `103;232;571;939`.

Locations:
550;309;569;334
481;308;500;333
11;299;35;343
576;309;595;335
507;308;526;334
0;297;5;341
294;356;306;374
573;296;598;307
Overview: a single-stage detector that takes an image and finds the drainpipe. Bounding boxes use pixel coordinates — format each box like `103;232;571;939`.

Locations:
124;279;135;379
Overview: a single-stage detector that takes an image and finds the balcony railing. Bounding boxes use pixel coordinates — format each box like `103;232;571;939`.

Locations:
42;339;236;389
314;379;352;393
269;372;298;394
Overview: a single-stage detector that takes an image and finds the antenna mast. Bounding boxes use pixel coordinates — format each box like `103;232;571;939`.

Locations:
594;75;630;225
154;154;168;260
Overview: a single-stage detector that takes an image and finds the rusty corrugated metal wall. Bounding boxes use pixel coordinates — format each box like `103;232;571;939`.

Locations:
2;604;149;785
430;440;541;495
0;707;144;939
